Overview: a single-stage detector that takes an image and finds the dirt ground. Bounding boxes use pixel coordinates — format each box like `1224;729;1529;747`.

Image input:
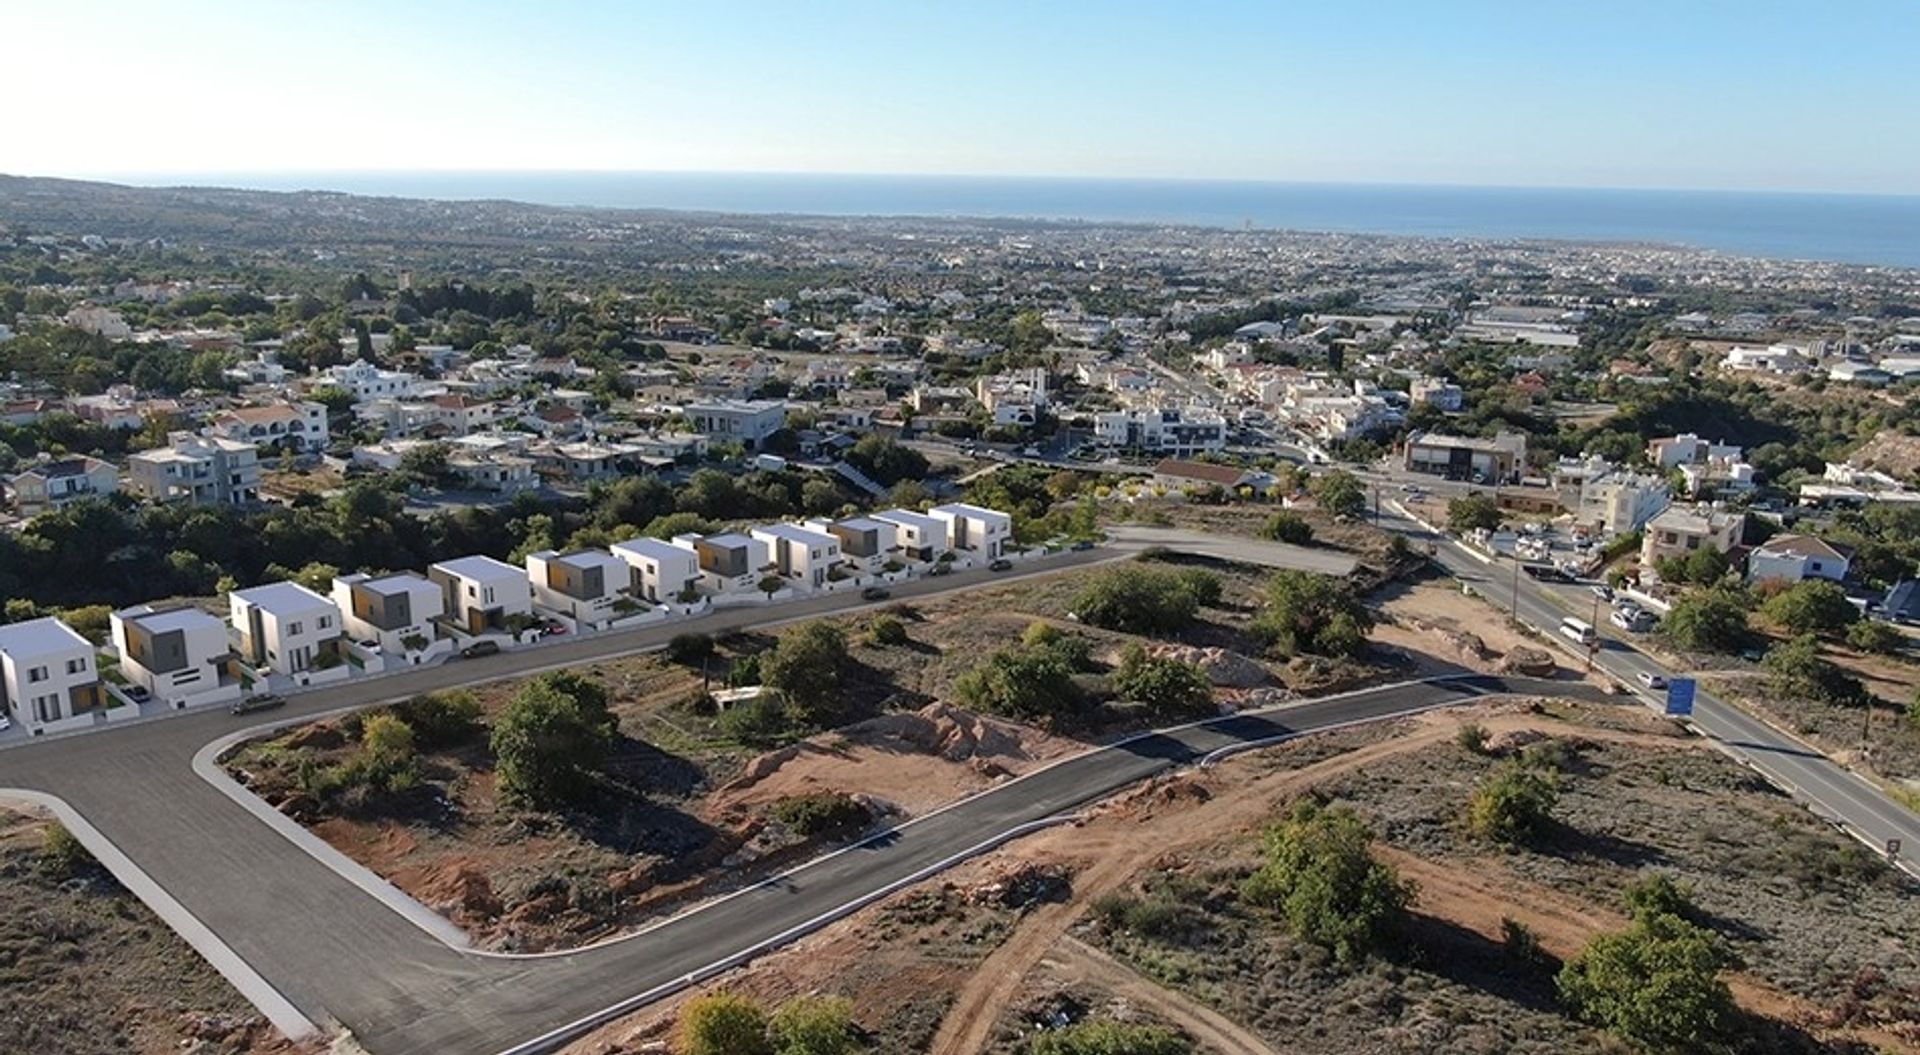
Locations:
0;806;310;1055
559;695;1919;1055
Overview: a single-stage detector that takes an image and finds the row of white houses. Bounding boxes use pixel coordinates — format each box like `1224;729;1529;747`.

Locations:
0;504;1013;737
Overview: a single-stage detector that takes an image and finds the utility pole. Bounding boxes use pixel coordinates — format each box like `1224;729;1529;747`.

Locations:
1510;557;1521;616
1587;590;1602;673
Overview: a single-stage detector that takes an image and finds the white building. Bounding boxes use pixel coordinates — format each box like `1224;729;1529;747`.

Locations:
110;605;239;709
1094;406;1227;456
228;581;343;677
526;549;633;628
1723;344;1811;375
685;399;788;451
428;555;532;635
751;523;844;589
1647;433;1742;471
804;516;900;574
325;360;419;403
5;456;119;516
1410;376;1465;411
1577;470;1672;535
929;503;1012;560
678;532;772;594
611;536;702;604
207;401;331;453
127;432;260;506
873;509;949;562
0;617;104;733
331;572;446;656
1747;535;1851;585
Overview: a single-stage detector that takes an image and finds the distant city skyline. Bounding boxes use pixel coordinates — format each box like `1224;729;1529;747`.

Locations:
4;0;1918;196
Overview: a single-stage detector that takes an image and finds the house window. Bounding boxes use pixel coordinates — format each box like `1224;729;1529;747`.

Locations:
66;658;85;675
317;615;332;630
27;666;47;683
288;621;303;636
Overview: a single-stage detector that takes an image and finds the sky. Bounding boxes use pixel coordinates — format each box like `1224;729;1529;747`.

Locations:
3;0;1917;195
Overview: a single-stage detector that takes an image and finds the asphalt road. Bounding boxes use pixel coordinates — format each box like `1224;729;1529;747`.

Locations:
0;535;1456;1055
1379;500;1920;874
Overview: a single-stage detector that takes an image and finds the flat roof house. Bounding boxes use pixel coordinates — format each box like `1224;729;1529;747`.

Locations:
127;432;260;507
685;399;788;451
110;605;238;708
806;516;899;571
228;581;344;677
331;572;445;654
0;617;104;734
1641;507;1746;570
207;401;330;453
611;536;702;604
681;532;771;593
1403;430;1528;484
872;509;949;562
526;549;632;627
751;523;844;588
929;503;1012;560
429;555;532;634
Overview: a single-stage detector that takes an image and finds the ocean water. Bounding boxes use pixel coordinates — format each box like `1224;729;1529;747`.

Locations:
157;171;1920;269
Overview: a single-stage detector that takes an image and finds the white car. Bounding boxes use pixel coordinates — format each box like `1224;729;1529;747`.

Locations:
1637;672;1668;690
0;712;11;732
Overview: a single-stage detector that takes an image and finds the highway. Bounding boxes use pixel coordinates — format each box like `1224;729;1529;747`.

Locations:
1378;498;1920;875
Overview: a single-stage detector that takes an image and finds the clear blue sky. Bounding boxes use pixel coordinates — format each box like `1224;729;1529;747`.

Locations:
4;0;1916;194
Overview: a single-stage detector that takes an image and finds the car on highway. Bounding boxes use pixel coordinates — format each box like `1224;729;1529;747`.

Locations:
1590;584;1614;601
459;640;501;659
860;586;890;601
231;694;286;716
989;558;1013;571
1070;540;1095;551
1638;672;1668;690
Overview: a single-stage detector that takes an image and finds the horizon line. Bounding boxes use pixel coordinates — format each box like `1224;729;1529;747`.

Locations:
18;168;1920;203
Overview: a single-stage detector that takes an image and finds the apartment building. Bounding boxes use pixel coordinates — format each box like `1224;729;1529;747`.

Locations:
929;503;1012;560
611;536;702;604
0;617;104;733
1403;430;1528;483
1093;406;1227;457
229;582;343;676
207;401;330;452
126;432;260;506
5;456;119;516
1641;507;1747;569
110;605;238;708
428;555;532;634
685;399;788;450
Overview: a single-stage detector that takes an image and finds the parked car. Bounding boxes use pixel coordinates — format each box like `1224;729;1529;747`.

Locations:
1637;671;1668;690
541;623;568;637
459;640;501;659
231;694;286;716
861;586;891;601
1070;540;1095;551
123;684;151;702
989;558;1014;571
0;713;12;732
1590;584;1614;601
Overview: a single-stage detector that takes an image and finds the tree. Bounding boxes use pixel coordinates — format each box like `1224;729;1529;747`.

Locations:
667;632;715;666
359;713;419;790
1029;1020;1190;1055
1446;494;1504;534
1557;912;1735;1052
680;993;772;1055
1112;643;1214;719
392;691;483;748
1682;545;1731;585
952;637;1087;723
1261;511;1314;545
768;996;856;1055
1311;469;1367;519
1762;634;1864;705
844;435;929;487
758;575;786;600
762;622;849;726
1251;570;1373;659
1240;800;1413;963
1071;565;1204;635
1467;760;1559;846
1846;618;1903;655
1662;587;1751;653
1760;579;1859;636
489;673;618;810
866;614;909;647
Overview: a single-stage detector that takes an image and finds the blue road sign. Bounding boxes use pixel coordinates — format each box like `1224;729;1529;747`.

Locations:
1665;677;1696;716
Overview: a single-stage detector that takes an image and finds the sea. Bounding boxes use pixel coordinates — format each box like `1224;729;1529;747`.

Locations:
150;171;1920;270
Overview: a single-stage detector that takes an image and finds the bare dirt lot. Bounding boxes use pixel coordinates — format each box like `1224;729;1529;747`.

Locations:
560;693;1920;1055
0;806;308;1055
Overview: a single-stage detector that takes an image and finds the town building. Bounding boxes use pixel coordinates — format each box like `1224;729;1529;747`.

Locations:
611;536;702;604
325;360;418;403
1575;470;1672;535
1746;534;1851;585
526;549;632;628
0;617;104;734
805;516;899;574
872;509;949;562
5;456;119;516
1409;376;1465;411
1640;507;1747;569
679;532;772;594
126;432;260;506
207;401;330;453
109;605;239;709
929;503;1012;560
1646;433;1742;471
1094;406;1227;456
685;399;788;451
427;555;532;634
1151;459;1263;494
1402;430;1528;483
228;582;343;677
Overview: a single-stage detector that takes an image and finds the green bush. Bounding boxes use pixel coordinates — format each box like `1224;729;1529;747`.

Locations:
490;672;618;810
1456;722;1491;754
953;641;1087;723
1250;570;1373;659
680;992;772;1055
1071;565;1216;635
1466;760;1559;846
1090;893;1208;943
1622;873;1699;923
768;996;856;1055
1111;643;1214;719
1240;800;1412;963
1260;511;1314;545
717;695;795;747
392;690;483;748
771;792;872;838
762;622;850;726
1846;618;1903;655
1028;1020;1190;1055
1446;494;1503;534
667;632;715;665
1761;580;1859;636
1662;586;1751;653
866;614;909;647
40;822;92;877
1763;634;1865;705
1557;912;1735;1052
